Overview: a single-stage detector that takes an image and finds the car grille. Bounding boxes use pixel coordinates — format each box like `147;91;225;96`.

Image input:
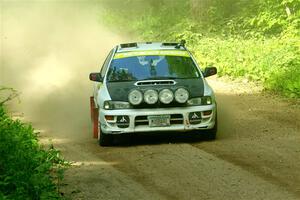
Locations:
135;114;184;126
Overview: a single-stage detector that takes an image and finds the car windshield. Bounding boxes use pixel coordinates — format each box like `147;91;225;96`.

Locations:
107;55;200;82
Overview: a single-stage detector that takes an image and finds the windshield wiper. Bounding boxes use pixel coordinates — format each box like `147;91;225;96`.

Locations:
108;79;136;82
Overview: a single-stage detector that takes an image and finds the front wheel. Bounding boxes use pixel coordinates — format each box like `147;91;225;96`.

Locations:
90;96;99;139
98;124;113;146
206;115;217;140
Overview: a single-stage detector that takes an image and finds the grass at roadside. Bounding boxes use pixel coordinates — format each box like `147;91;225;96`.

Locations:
0;103;68;199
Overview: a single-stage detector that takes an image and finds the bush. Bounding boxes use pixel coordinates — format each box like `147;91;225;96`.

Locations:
0;105;68;199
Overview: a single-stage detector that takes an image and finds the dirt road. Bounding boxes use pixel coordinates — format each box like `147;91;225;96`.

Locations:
1;2;300;200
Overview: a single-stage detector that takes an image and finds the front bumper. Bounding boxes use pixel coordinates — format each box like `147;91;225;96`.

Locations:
99;104;217;134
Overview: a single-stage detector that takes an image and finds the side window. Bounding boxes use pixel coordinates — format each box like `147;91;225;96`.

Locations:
100;49;114;78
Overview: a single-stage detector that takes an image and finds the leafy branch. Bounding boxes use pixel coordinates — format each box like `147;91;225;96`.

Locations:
0;87;20;106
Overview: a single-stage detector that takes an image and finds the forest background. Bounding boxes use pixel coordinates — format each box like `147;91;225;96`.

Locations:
102;0;300;98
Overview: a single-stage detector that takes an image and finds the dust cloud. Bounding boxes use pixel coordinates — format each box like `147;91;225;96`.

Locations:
0;1;126;140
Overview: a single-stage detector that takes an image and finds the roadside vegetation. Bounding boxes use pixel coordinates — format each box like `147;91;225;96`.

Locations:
101;0;300;98
0;88;68;199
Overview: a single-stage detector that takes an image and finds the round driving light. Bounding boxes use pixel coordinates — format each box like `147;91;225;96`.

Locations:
159;89;174;104
175;88;189;103
144;89;158;104
128;90;143;105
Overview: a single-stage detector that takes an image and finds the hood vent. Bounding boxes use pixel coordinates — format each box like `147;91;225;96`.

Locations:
135;80;176;86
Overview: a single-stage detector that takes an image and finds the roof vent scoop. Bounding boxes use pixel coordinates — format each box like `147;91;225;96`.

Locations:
162;42;178;46
135;80;176;86
162;40;186;49
120;43;138;48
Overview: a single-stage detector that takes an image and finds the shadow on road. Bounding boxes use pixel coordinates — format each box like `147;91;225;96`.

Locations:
108;131;214;147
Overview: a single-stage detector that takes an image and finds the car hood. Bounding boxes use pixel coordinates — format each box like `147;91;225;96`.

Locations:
106;78;204;102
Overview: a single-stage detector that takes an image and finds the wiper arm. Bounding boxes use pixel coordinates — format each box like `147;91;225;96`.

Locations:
108;79;136;82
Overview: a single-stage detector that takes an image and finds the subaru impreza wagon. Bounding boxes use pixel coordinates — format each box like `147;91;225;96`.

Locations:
89;41;217;146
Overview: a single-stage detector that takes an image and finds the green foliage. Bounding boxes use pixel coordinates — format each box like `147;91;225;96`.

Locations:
0;105;69;199
100;0;300;98
190;37;300;97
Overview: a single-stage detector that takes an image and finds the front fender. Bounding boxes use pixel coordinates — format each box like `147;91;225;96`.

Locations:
97;83;111;109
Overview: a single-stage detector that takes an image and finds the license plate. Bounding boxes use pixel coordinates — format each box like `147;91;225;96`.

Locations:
148;115;170;127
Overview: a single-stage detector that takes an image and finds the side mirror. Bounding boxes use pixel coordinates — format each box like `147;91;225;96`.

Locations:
203;67;217;78
89;72;103;82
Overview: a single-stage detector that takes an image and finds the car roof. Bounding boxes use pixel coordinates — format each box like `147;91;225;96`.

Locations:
116;42;186;53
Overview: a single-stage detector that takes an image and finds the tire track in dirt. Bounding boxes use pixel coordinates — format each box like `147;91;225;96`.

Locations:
192;78;300;197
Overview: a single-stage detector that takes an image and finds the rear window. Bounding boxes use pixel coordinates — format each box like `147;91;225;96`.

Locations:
107;55;200;82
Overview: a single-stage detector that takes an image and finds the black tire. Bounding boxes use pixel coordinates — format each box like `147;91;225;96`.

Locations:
206;114;218;140
98;126;113;146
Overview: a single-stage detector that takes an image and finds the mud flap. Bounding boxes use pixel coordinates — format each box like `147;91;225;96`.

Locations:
90;96;99;139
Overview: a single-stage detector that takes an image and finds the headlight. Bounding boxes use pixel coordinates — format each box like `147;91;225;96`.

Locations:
159;89;174;104
187;96;212;106
103;101;131;110
202;96;212;105
128;89;143;105
175;88;189;103
144;89;158;104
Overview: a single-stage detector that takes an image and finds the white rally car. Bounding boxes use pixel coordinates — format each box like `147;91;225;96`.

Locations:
89;41;217;146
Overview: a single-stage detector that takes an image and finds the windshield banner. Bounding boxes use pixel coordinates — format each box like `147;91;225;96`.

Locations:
114;50;190;59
